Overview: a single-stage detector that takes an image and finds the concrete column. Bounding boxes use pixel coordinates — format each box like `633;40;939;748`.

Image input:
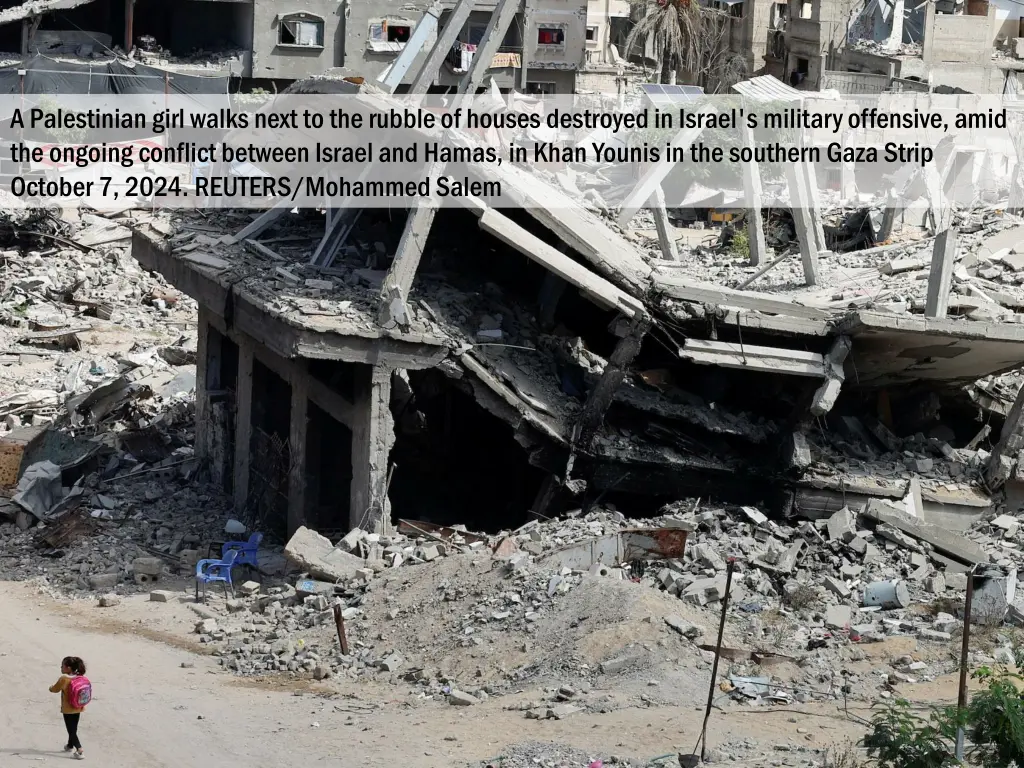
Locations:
784;162;820;286
740;122;767;266
650;185;679;262
925;227;957;318
232;340;254;514
801;161;828;254
987;385;1024;488
195;309;211;463
350;364;395;534
885;0;904;51
287;362;310;537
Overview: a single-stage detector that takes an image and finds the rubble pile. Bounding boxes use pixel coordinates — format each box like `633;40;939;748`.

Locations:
154;497;1024;714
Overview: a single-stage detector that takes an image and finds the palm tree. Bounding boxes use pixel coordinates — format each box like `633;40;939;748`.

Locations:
624;0;705;84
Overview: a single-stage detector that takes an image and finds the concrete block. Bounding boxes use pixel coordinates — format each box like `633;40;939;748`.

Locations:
238;581;261;596
284;526;365;582
925;573;946;594
919;629;952;642
195;618;218;634
97;593;121;607
823;576;851;598
415;544;440;561
825;605;852;630
972;567;1017;626
379;653;404;672
826;508;856;543
149;590;176;602
448;689;478;706
338;527;366;553
133;557;164;576
664;615;704;640
88;573;119;590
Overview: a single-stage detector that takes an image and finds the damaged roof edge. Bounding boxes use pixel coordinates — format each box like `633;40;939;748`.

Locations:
0;0;96;25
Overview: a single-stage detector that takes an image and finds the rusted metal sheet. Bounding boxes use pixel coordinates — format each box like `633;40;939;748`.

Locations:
397;518;488;546
537;527;691;570
622;527;690;560
697;644;794;668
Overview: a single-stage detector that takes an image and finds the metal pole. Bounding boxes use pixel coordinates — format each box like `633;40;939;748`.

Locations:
955;567;976;762
700;558;736;763
332;603;350;655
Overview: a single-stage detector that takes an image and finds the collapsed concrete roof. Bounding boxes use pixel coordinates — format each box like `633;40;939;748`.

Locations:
129;74;1024;534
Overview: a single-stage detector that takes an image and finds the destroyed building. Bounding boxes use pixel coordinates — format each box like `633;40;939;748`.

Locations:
0;0;590;94
119;62;1024;554
787;0;1024;94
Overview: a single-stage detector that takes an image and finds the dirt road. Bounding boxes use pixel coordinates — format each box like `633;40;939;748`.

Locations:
0;582;871;767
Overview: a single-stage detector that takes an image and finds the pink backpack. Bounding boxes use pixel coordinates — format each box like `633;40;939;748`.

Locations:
68;676;91;709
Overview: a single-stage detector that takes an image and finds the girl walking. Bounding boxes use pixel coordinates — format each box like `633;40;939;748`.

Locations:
49;656;91;760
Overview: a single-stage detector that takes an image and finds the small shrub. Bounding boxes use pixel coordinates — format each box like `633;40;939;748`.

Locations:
864;698;957;768
728;226;750;260
784;584;817;611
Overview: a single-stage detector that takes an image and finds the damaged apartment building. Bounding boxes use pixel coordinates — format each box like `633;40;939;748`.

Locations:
125;55;1024;550
0;0;588;93
784;0;1024;94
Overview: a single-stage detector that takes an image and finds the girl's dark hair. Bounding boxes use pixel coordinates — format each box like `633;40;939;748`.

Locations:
62;656;86;675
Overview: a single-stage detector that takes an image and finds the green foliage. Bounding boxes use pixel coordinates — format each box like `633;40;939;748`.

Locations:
728;226;749;261
866;669;1024;768
35;96;88;145
864;699;958;768
965;667;1024;767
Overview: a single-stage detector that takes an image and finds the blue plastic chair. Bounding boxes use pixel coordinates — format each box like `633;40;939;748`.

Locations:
221;533;262;570
195;548;239;602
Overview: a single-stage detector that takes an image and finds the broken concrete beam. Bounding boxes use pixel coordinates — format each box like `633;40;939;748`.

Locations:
284;526;365;582
786;431;812;472
879;255;930;275
925;227;958;318
825;507;856;543
664;615;704;640
810;336;851;418
679;339;826;377
862;499;987;565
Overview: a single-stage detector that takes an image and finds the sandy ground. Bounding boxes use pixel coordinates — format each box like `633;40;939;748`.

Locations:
1;580;974;767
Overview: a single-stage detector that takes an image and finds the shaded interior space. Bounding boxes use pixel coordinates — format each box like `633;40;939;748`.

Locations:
133;0;253;53
245;358;291;540
304;401;353;538
207;327;239;493
830;384;1005;451
389;368;544;533
33;0;125;49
